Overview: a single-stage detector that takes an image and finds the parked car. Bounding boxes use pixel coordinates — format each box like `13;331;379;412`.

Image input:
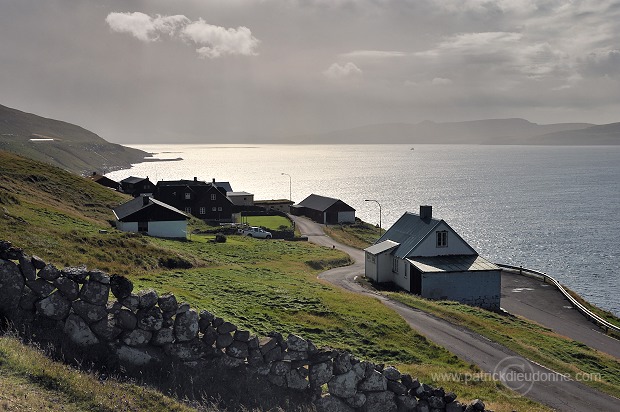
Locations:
239;226;272;239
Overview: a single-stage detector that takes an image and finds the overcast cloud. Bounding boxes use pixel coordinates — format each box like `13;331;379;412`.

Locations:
0;0;619;143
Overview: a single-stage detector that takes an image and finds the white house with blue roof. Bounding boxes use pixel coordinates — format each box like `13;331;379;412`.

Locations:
364;205;500;310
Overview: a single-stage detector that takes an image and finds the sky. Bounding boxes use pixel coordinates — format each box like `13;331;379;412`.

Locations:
1;0;619;143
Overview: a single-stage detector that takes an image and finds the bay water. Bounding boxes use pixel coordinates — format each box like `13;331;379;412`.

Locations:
107;144;620;316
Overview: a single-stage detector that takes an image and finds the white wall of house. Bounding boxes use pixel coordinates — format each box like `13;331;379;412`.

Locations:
391;258;410;290
364;252;378;281
116;221;138;233
411;221;474;257
147;221;187;238
421;270;501;309
338;211;355;223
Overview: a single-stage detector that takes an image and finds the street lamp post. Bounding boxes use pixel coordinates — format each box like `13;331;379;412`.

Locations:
364;199;382;236
281;173;292;202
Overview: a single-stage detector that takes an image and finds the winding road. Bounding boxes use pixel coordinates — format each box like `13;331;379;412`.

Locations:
290;215;620;412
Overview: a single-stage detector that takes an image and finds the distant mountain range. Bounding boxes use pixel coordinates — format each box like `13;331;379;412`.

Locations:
0;104;147;175
292;118;620;145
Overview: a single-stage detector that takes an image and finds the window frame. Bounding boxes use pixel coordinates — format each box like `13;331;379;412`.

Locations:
436;230;448;248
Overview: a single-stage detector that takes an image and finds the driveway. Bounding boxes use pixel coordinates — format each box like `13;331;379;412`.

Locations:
289;215;620;412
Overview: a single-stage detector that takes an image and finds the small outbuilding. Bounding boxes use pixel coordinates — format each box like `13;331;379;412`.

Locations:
290;194;355;224
120;176;155;197
364;205;501;310
113;196;188;238
88;172;119;190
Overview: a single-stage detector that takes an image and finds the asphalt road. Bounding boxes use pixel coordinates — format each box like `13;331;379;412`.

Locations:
290;215;620;411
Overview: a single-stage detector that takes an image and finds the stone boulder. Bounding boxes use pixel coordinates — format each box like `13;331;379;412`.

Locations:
310;360;333;387
27;279;55;298
18;254;37;281
137;306;163;331
116;309;138;330
79;280;109;306
138;289;158;309
72;301;107;323
62;266;89;283
90;315;123;341
53;276;79;300
158;293;177;313
64;314;99;346
36;291;71;320
361;391;397;412
38;263;61;281
174;309;199;342
327;370;359;398
0;260;25;318
315;395;355;412
110;275;133;299
358;370;388;392
122;329;152;347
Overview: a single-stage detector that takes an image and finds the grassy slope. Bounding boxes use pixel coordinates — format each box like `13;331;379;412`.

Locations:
0;150;550;411
0;336;195;412
243;215;292;230
323;220;382;249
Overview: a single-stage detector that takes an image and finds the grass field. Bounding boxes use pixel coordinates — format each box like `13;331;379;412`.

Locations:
242;215;292;230
323;220;381;249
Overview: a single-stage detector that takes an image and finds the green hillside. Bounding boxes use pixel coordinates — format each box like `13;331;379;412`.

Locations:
0;104;146;174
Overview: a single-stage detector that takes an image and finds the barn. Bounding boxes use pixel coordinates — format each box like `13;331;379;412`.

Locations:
290;194;355;224
364;205;501;310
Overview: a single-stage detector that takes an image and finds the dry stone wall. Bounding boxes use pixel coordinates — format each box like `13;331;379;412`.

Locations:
0;240;490;412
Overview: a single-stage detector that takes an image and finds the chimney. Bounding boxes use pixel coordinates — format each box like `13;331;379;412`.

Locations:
194;177;197;181
212;178;216;183
143;196;150;206
420;205;432;220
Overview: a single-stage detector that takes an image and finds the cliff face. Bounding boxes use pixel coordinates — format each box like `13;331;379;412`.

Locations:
0;104;146;175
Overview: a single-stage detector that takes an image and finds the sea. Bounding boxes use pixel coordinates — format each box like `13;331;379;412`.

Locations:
106;144;620;316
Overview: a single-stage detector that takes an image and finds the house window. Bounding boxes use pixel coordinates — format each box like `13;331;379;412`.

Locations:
199;207;206;215
437;230;448;248
185;192;191;200
392;257;399;273
366;252;375;263
217;207;222;212
212;206;217;211
211;194;216;201
185;207;192;214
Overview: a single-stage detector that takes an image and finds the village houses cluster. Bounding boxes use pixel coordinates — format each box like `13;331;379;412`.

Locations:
89;173;501;311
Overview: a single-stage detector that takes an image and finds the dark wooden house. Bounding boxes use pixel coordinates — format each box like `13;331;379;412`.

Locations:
290;194;355;224
154;178;234;222
120;176;155;197
89;172;119;190
113;196;188;238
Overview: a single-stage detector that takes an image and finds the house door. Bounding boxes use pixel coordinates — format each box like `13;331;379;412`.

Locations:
138;221;148;233
410;265;422;294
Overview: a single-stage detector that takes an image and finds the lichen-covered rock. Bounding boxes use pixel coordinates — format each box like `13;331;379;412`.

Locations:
263;345;284;363
310;360;333;387
37;264;61;281
36;291;71;320
287;368;309;390
247;348;264;366
444;392;457;404
137;306;163;331
174;309;199;342
53;276;79;300
360;391;397;412
358;370;388;392
62;266;89;283
226;340;249;359
0;259;25;321
90;315;122;341
116;309;137;330
287;334;309;352
72;300;107;323
416;400;430;412
64;313;99;346
157;293;177;313
327;370;359;398
110;275;133;299
234;329;251;342
27;279;55;298
120;294;139;311
466;399;485;411
79;280;109;306
428;395;446;409
445;401;464;412
176;302;190;313
138;289;158;309
383;366;401;381
122;328;152;347
18;254;37;281
387;379;408;395
333;351;352;374
315;395;355;412
152;327;174;346
202;325;217;346
88;270;110;284
270;361;291;376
